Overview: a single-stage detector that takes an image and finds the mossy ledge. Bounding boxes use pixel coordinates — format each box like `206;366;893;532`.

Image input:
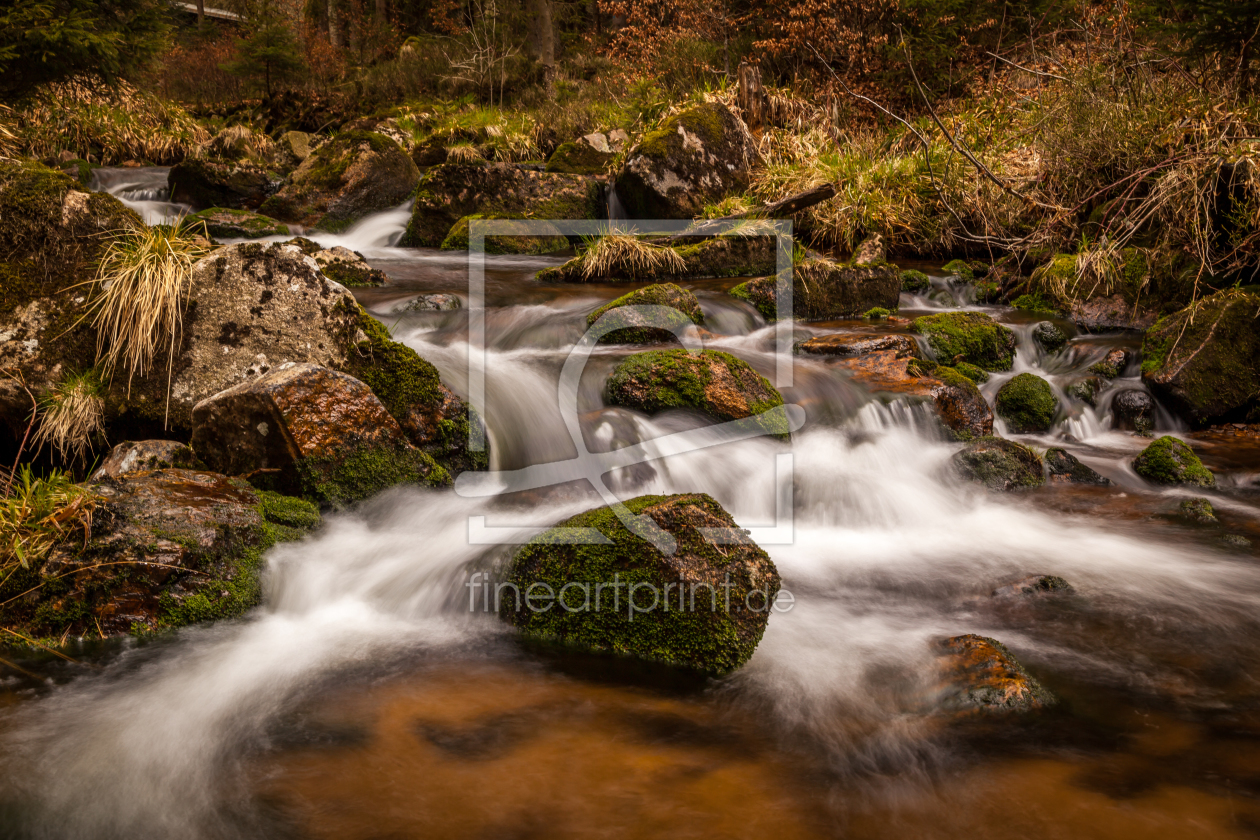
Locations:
912;312;1017;371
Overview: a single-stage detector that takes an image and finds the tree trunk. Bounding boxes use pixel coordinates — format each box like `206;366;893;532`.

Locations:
526;0;556;100
195;0;205;27
328;0;344;47
737;61;768;132
376;0;386;20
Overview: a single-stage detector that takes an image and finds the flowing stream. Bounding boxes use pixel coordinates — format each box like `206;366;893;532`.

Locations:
3;174;1260;839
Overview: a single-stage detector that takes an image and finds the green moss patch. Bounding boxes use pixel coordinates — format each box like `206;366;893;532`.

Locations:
1132;436;1215;487
545;141;614;175
995;373;1058;433
588;283;704;344
912;312;1017;371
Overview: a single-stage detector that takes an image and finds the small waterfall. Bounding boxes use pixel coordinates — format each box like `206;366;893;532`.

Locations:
89;166;191;226
606;181;627;224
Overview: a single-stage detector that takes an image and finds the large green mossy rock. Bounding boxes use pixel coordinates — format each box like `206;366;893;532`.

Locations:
0;469;319;641
260;130;419;232
1141;291;1260;426
1132;436;1215;487
440;213;568;254
402;162;602;247
500;493;781;675
545;140;615;175
0;160;141;441
605;349;790;438
587;283;704;344
912;312;1016;371
952;437;1045;491
188;207;289;239
615;102;757;219
995;372;1058;433
728;257;901;321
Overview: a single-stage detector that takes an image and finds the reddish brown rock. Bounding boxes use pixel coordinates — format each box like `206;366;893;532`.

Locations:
0;469;319;639
935;634;1056;714
191;362;448;505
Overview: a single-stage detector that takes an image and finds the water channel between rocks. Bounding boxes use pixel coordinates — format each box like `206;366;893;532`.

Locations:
1;172;1259;840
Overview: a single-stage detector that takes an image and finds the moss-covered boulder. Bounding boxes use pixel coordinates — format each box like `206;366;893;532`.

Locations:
1180;497;1217;523
935;634;1056;714
587;283;704;344
0;469;319;640
545;140;615;175
995;373;1058;433
901;269;931;292
0;160;142;443
1032;321;1067;353
615;102;757;219
955;362;989;383
188;207;289;239
168;157;274;211
1088;347;1129;379
1065;377;1101;406
952;437;1045;491
605;349;789;438
1141;291;1260;425
192;363;447;506
402;162;602;247
912;312;1016;371
942;259;976;283
260;130;420;232
111;241;482;478
728;257;901;321
440;214;568;255
924;366;993;440
500;493;781;675
1045;447;1110;485
1132;436;1214;487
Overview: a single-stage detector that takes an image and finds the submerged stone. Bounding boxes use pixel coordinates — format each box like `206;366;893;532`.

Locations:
935;634;1057;714
1179;497;1217;524
1112;389;1154;433
1132;436;1214;487
500;493;781;675
995;373;1058;433
952;437;1045;491
1088;347;1129;379
991;575;1074;598
911;312;1016;371
606;349;790;439
1032;321;1067;353
1044;448;1110;485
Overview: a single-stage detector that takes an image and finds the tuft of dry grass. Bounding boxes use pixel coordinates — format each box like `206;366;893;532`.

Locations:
89;223;210;417
446;142;485;163
0;466;96;584
199;124;275;163
33;372;105;466
580;234;686;279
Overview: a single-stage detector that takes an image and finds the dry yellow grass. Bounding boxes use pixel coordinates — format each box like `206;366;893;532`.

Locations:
0;467;96;582
581;234;686;279
33;373;105;465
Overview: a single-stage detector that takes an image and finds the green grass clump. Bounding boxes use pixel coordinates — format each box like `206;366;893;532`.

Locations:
864;307;890;319
0;467;96;589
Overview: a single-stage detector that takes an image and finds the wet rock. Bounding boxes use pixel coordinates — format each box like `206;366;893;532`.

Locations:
0;469;318;639
852;233;884;266
261;130;420;231
500;493;781;675
911;312;1016;371
1141;291;1260;426
796;337;992;438
587;283;704;344
728;257;901;321
1112;389;1154;433
400;294;462;312
605;349;790;439
1066;377;1101;407
90;440;201;481
1032;321;1067;353
1088;347;1129;379
936;634;1057;713
0;161;141;437
545;140;615;175
1222;534;1253;549
1029;251;1159;331
1179;497;1217;524
1133;436;1215;487
440;214;568;255
615;102;757;219
113;241;482;478
168;157;274;210
188;207;289;239
192;363;446;506
991;575;1074;598
901;269;931;292
1044;448;1110;485
403;162;601;247
996;373;1058;433
953;437;1045;491
942;259;976;283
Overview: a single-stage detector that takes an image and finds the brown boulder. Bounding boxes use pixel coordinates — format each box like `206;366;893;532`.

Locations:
191;363;448;506
935;634;1056;714
90;440;201;481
